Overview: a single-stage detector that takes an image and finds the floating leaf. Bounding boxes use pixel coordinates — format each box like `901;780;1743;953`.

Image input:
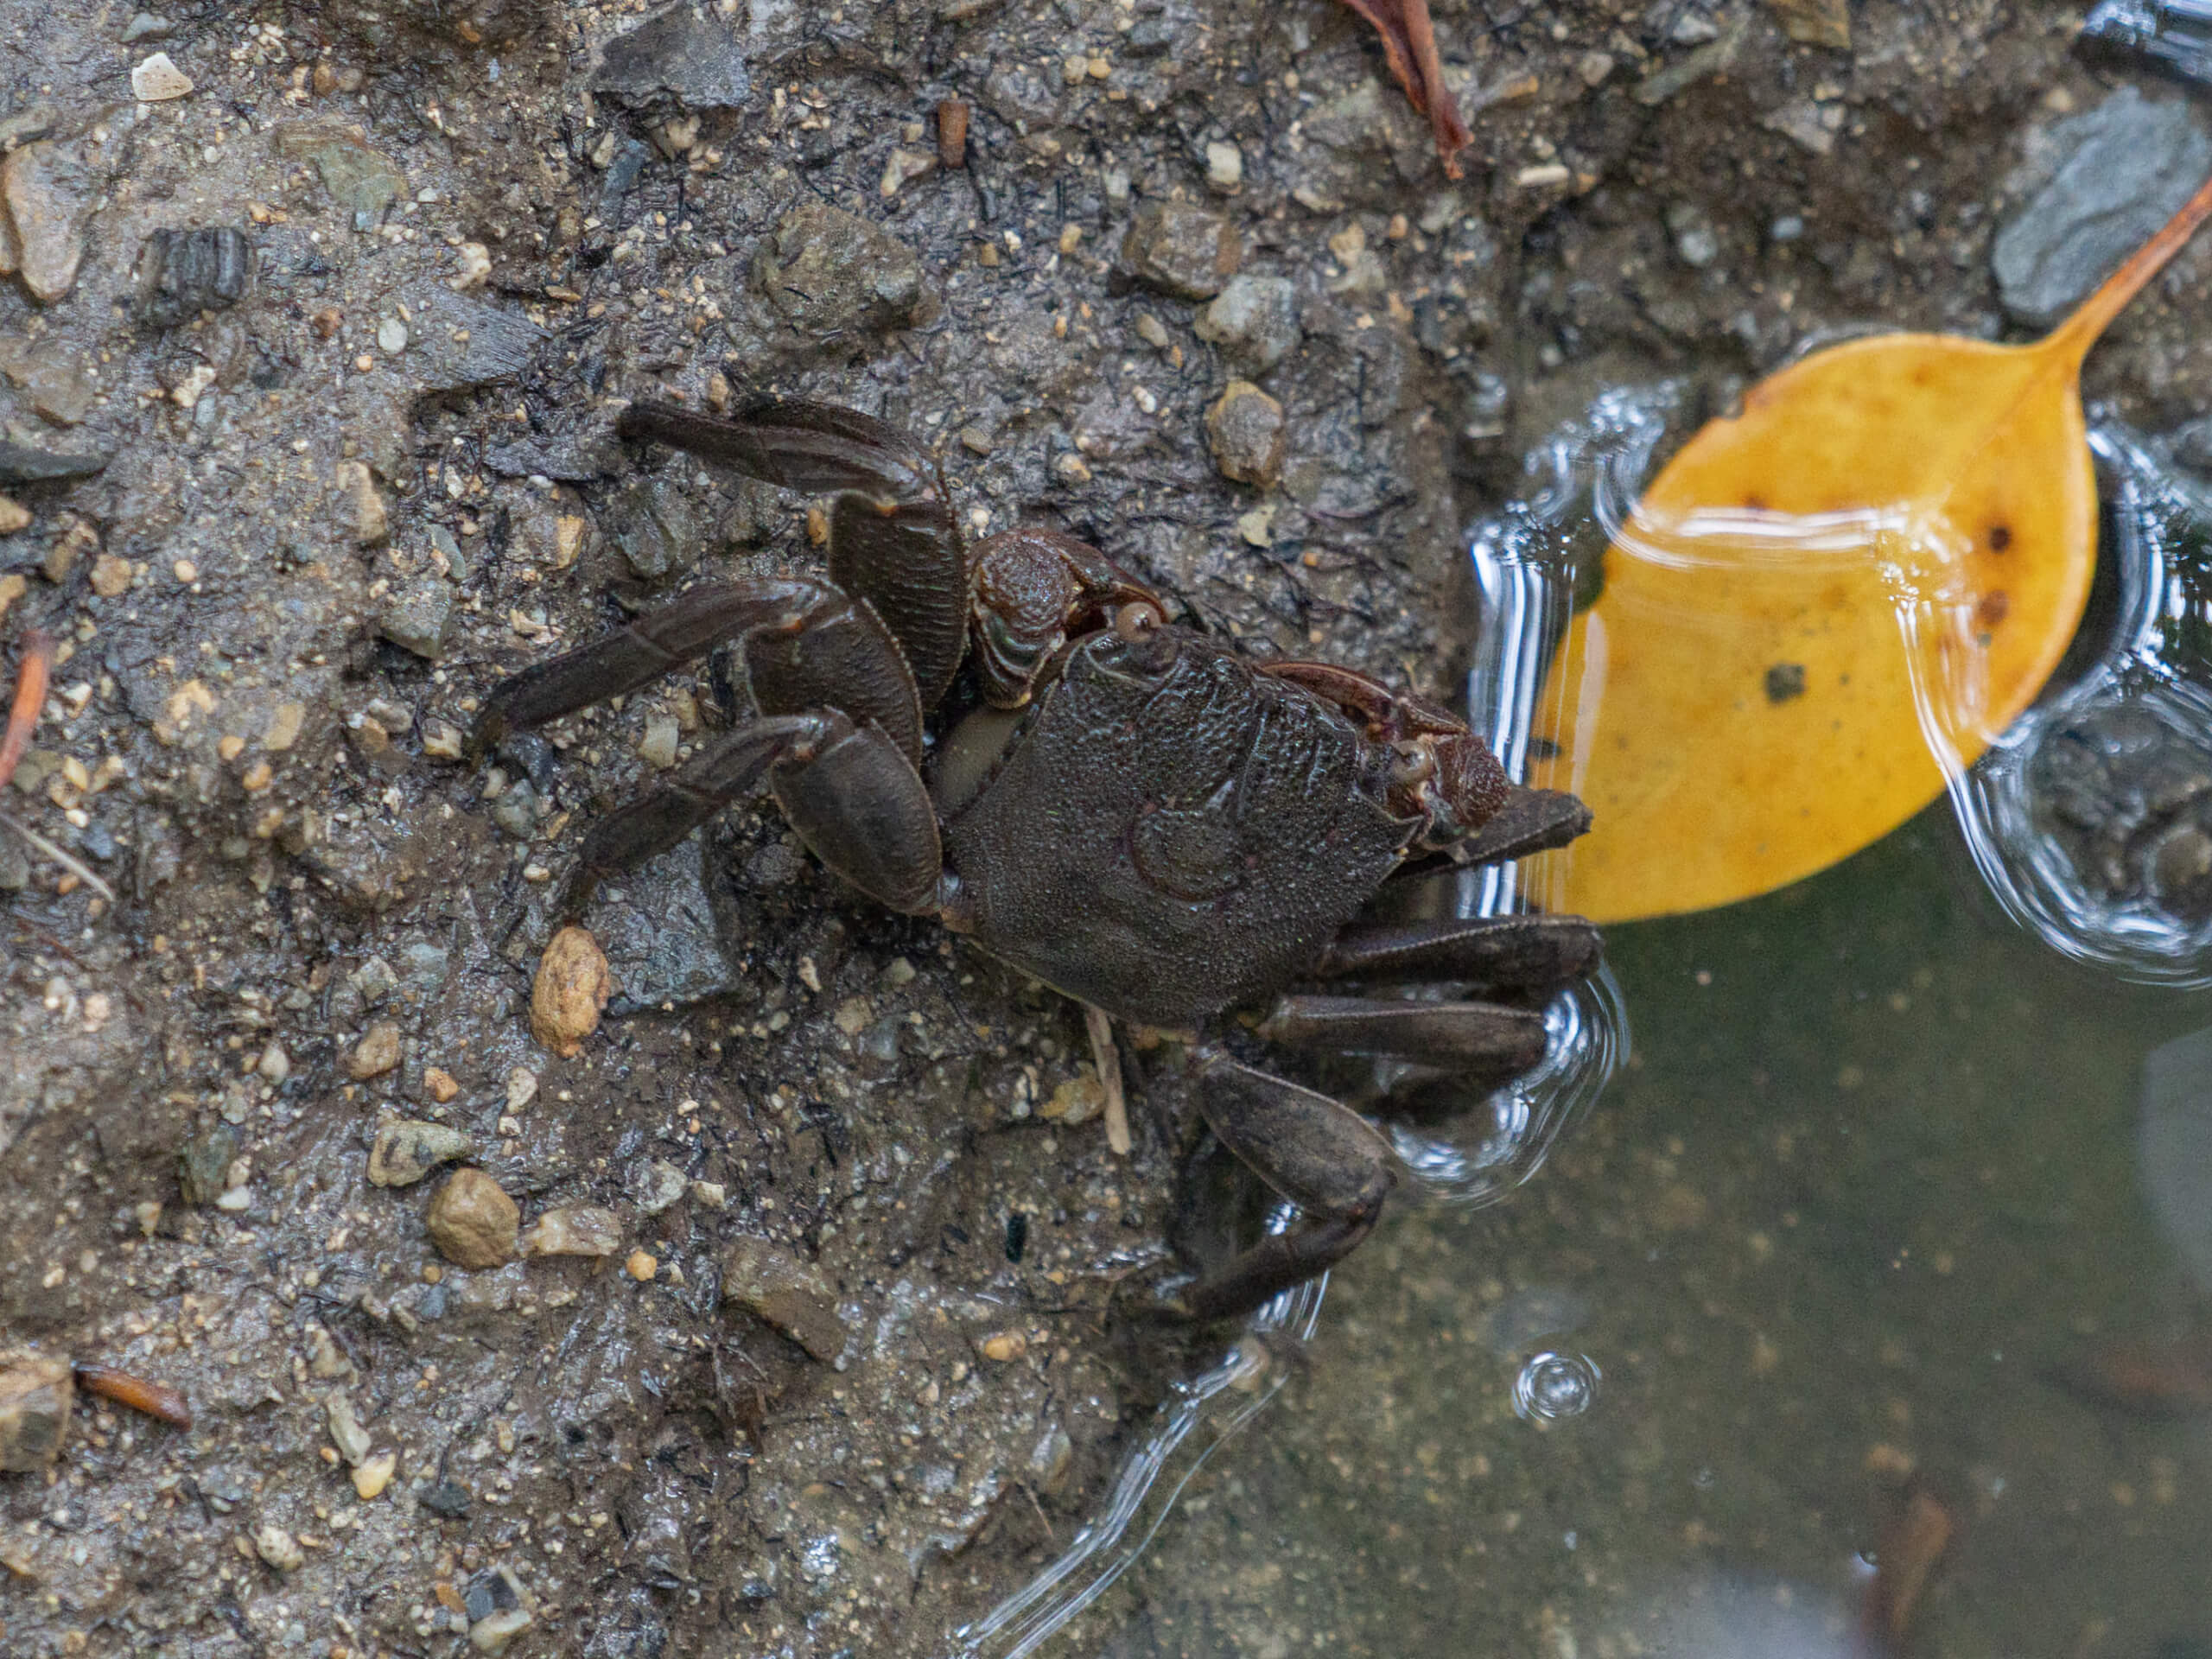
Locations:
1526;173;2212;923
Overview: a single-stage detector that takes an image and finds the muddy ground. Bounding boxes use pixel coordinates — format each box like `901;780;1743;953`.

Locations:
2;0;2207;1656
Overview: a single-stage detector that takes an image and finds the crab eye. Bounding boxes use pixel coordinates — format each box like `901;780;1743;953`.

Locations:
1112;601;1163;641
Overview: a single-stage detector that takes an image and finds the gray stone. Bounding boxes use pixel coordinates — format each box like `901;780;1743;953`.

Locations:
120;12;174;41
594;3;751;109
1120;200;1243;300
274;122;406;230
1993;86;2212;327
409;289;549;392
1193;275;1300;372
0;440;105;484
367;1120;474;1187
721;1236;849;1361
604;473;699;580
755;204;924;339
490;778;541;839
378;582;454;659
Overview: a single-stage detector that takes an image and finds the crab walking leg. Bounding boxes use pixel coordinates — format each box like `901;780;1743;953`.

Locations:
562;714;847;916
1177;1056;1396;1322
620;397;973;708
1319;914;1602;1000
467;577;835;758
1255;993;1548;1077
1083;1003;1132;1156
1450;785;1592;867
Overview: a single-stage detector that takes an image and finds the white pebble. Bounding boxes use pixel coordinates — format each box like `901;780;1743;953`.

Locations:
131;52;193;101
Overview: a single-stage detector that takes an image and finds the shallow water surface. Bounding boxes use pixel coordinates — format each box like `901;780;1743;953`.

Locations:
1078;808;2212;1656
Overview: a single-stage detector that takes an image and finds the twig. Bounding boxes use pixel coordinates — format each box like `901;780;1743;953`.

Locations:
0;808;118;905
1333;0;1472;178
0;628;55;792
1083;1002;1131;1157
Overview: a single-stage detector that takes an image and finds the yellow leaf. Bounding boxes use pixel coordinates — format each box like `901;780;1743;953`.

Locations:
1526;174;2212;923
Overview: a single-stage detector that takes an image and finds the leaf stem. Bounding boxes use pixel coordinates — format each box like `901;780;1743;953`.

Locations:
2050;168;2212;368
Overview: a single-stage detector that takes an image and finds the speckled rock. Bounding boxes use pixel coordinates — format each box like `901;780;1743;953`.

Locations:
273;121;405;229
177;1124;238;1205
367;1120;474;1187
0;1352;73;1471
1120;200;1242;300
721;1236;848;1362
3;140;97;303
378;581;454;660
346;1021;403;1081
425;1169;519;1268
756;203;923;340
1205;380;1287;488
593;2;752;110
1193;275;1300;373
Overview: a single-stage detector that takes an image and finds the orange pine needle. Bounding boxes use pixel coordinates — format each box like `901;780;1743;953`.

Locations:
73;1363;194;1429
0;629;54;794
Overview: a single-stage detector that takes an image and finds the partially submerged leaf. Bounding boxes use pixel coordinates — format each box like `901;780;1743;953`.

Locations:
1527;173;2212;922
1333;0;1471;177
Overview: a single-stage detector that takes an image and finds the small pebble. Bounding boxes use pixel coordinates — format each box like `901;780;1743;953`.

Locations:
376;317;408;354
253;1523;305;1573
531;926;611;1058
979;1331;1027;1363
1205;140;1243;192
352;1449;397;1500
626;1249;658;1281
1120;200;1243;299
637;714;679;769
130;52;193;101
505;1067;539;1112
425;1169;519;1269
1205;379;1287;488
346;1021;403;1081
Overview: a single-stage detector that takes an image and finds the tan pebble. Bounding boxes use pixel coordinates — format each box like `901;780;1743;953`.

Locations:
626;1249;658;1281
346;1021;403;1081
217;734;246;763
424;1066;460;1103
531;926;611;1058
89;548;136;593
0;496;29;536
980;1332;1027;1363
0;573;25;620
351;1449;396;1500
263;702;306;752
518;1204;623;1259
424;1168;518;1269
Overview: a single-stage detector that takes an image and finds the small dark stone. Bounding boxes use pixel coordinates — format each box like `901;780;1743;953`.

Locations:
1764;663;1807;703
419;1479;473;1517
594;3;752;109
136;227;256;327
0;440;107;485
754;203;924;340
410;290;550;392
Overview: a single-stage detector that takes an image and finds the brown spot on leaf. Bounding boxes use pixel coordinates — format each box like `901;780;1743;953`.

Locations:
1976;590;2010;629
1764;663;1807;704
1987;523;2012;552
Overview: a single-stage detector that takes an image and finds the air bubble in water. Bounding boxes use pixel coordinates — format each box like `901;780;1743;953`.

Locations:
1513;1351;1600;1421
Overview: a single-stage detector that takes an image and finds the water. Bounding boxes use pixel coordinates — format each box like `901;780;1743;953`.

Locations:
961;386;2212;1656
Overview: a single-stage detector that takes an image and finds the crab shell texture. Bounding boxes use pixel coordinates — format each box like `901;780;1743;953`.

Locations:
936;625;1424;1031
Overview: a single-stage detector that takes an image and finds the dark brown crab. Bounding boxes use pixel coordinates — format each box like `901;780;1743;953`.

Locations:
469;397;1601;1319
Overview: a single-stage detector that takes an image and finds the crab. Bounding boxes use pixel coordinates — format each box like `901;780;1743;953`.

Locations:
468;397;1602;1320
